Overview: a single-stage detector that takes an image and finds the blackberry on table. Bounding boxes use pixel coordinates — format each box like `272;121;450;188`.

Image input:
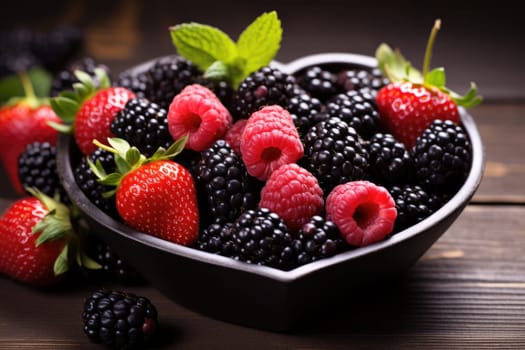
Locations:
51;57;110;97
366;132;414;185
297;65;341;101
198;140;259;223
412;119;471;191
301;117;369;194
110;98;172;157
74;148;117;217
82;289;158;349
323;90;380;139
230;66;297;120
292;215;347;266
17;141;69;203
388;184;437;233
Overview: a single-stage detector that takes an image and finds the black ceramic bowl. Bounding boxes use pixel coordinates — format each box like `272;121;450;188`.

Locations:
56;53;484;332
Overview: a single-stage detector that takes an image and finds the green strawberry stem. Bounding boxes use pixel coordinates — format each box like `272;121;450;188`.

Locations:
422;19;441;79
376;19;482;108
7;71;48;109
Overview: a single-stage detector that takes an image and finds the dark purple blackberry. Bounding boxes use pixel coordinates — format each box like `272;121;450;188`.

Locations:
114;71;149;100
30;25;84;73
140;55;201;110
0;28;41;77
337;67;389;92
197;140;259;223
292;215;347;266
208;208;296;270
301;117;369;193
74;148;117;217
82;289;158;349
388;184;438;233
17;141;69;203
366;133;414;185
286;92;324;136
110;98;172;157
231;66;297;120
297;65;341;101
412;119;471;191
196;221;237;256
51;57;110;97
323;90;380;139
194;76;234;110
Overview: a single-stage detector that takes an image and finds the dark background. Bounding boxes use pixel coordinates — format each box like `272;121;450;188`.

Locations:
1;0;523;100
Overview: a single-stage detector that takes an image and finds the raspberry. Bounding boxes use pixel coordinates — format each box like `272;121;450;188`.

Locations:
259;164;324;231
224;118;247;155
240;105;303;181
168;84;232;152
326;181;397;247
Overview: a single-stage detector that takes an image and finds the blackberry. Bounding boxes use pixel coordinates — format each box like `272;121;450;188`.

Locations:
388;184;438;233
74;148;117;217
286;92;324;136
17;141;69;203
231;66;297;120
206;208;297;270
110;98;172;157
302;117;369;193
297;65;341;101
51;57;110;97
114;70;149;100
292;215;347;266
323;90;380;139
82;289;158;349
366;133;414;185
412;119;471;191
141;55;201;110
194;76;234;110
30;25;84;73
196;221;237;256
337;67;389;92
197;140;259;223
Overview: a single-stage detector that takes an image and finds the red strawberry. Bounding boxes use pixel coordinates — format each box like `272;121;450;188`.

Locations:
0;190;97;286
375;19;481;149
0;75;62;194
51;69;136;155
91;136;199;246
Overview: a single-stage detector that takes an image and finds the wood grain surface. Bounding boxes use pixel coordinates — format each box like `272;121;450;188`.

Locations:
1;1;524;348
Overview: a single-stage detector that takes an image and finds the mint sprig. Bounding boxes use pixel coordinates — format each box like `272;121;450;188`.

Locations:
170;11;282;89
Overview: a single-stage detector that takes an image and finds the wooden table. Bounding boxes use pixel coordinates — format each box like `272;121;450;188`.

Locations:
1;1;524;349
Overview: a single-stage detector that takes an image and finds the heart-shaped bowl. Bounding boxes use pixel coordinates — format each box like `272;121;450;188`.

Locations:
56;53;484;332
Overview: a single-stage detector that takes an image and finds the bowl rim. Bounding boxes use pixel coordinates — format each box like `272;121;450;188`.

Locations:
58;52;485;283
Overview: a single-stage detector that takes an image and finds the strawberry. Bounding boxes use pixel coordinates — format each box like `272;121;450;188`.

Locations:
0;189;99;286
0;74;62;194
375;19;482;149
90;136;199;246
50;69;136;155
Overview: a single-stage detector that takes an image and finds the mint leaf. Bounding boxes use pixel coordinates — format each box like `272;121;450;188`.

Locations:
170;23;237;71
236;11;282;77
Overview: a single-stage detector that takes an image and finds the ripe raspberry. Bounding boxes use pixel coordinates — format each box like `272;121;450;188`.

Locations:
168;84;232;151
240;105;303;181
259;164;324;231
224;118;247;155
326;181;397;247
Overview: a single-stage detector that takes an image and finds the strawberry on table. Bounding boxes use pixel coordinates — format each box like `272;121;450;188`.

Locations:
90;136;199;246
50;69;136;155
0;73;62;194
375;19;482;149
0;189;99;286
